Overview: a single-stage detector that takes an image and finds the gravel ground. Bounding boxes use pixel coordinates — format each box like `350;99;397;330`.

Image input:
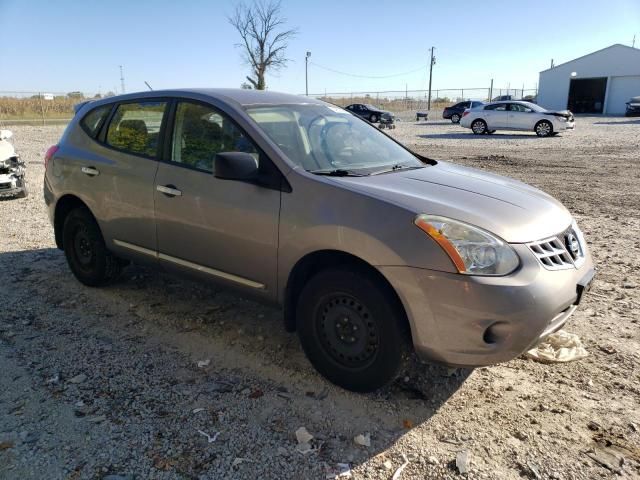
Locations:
0;117;639;480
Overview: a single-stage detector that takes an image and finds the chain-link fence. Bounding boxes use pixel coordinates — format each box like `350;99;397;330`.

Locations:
307;87;538;120
0;91;105;125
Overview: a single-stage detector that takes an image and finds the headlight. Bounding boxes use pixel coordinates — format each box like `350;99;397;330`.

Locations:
558;116;567;122
414;215;520;276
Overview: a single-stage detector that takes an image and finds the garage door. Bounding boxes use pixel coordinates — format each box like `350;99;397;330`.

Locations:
606;76;640;114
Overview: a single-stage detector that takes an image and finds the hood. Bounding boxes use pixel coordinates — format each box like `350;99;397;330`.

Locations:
331;161;573;243
0;140;16;162
543;110;573;119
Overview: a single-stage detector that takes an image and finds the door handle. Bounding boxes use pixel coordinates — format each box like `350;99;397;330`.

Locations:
157;184;182;197
81;166;100;176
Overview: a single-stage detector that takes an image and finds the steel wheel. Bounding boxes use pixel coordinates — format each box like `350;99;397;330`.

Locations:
471;119;487;134
535;120;552;137
315;293;380;369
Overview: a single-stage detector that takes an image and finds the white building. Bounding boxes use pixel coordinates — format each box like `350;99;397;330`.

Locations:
537;44;640;114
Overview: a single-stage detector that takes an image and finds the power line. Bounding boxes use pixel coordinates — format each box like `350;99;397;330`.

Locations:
309;61;426;79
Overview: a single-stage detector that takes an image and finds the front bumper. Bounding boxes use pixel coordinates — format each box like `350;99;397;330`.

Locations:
380;243;594;367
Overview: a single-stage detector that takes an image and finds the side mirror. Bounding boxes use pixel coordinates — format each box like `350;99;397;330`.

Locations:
214;152;259;181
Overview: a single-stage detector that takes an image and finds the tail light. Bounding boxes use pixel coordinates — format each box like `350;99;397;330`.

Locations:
44;145;59;169
462;110;470;117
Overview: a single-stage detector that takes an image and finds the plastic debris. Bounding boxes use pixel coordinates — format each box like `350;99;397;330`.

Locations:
295;427;315;454
232;457;251;467
391;454;409;480
383;460;393;470
295;427;313;444
192;408;205;414
197;429;220;443
353;433;371;447
525;330;588;363
196;359;211;368
325;463;352;479
456;450;470;474
68;374;87;384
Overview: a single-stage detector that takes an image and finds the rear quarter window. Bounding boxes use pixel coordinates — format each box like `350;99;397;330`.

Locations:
80;104;112;138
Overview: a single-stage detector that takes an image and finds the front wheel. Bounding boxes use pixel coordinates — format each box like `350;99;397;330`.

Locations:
471;119;487;134
451;113;461;123
296;268;409;392
535;120;553;137
62;207;124;286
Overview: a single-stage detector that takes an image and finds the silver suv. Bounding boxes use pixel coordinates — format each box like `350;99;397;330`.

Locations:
44;89;595;392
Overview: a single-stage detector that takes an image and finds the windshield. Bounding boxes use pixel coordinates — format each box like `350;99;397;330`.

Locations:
246;104;424;174
364;104;380;111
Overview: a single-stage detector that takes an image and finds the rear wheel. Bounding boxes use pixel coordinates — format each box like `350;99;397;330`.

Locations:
535;120;553;137
369;114;379;123
471;119;487;134
451;113;461;123
62;207;123;286
296;268;409;392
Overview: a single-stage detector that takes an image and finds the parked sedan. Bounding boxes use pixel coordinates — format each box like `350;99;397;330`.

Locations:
443;100;484;123
460;101;575;137
345;103;394;124
44;89;593;392
625;96;640;116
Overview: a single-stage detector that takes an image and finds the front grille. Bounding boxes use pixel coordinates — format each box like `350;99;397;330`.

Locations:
0;182;11;190
527;225;585;271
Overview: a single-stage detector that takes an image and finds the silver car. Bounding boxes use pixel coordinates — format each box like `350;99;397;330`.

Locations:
44;89;594;392
460;101;575;137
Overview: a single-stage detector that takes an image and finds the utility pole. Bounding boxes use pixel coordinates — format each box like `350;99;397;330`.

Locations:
305;52;311;96
489;78;493;101
119;65;126;94
427;47;435;110
633;34;636;48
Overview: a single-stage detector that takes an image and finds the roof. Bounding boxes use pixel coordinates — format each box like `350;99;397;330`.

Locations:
86;88;324;109
540;44;640;73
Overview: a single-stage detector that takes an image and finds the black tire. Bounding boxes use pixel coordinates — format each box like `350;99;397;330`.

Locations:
535;120;553;137
471;119;487;135
451;113;461;123
15;179;28;198
369;114;379;123
62;207;123;286
296;267;409;392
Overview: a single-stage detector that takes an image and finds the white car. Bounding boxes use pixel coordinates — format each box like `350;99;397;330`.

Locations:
0;130;28;198
459;101;575;137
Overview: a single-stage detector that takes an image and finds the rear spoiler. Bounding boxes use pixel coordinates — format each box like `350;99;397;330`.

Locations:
73;100;92;114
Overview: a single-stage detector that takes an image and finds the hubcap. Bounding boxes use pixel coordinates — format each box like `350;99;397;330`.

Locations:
472;121;485;133
452;114;460;122
537;122;551;135
315;294;379;369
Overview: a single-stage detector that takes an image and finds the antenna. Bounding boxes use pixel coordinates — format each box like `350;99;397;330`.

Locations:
119;65;126;94
144;81;153;91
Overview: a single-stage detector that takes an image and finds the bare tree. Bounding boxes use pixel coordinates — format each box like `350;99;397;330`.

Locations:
228;1;297;90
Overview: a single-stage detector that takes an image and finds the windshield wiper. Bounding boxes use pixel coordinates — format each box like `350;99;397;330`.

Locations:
308;169;367;177
370;163;425;175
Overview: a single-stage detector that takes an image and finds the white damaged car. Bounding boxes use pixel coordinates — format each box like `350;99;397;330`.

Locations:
0;129;28;198
460;101;575;137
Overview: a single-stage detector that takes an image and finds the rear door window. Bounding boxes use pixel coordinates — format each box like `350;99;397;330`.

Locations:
80;104;112;138
105;101;168;158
